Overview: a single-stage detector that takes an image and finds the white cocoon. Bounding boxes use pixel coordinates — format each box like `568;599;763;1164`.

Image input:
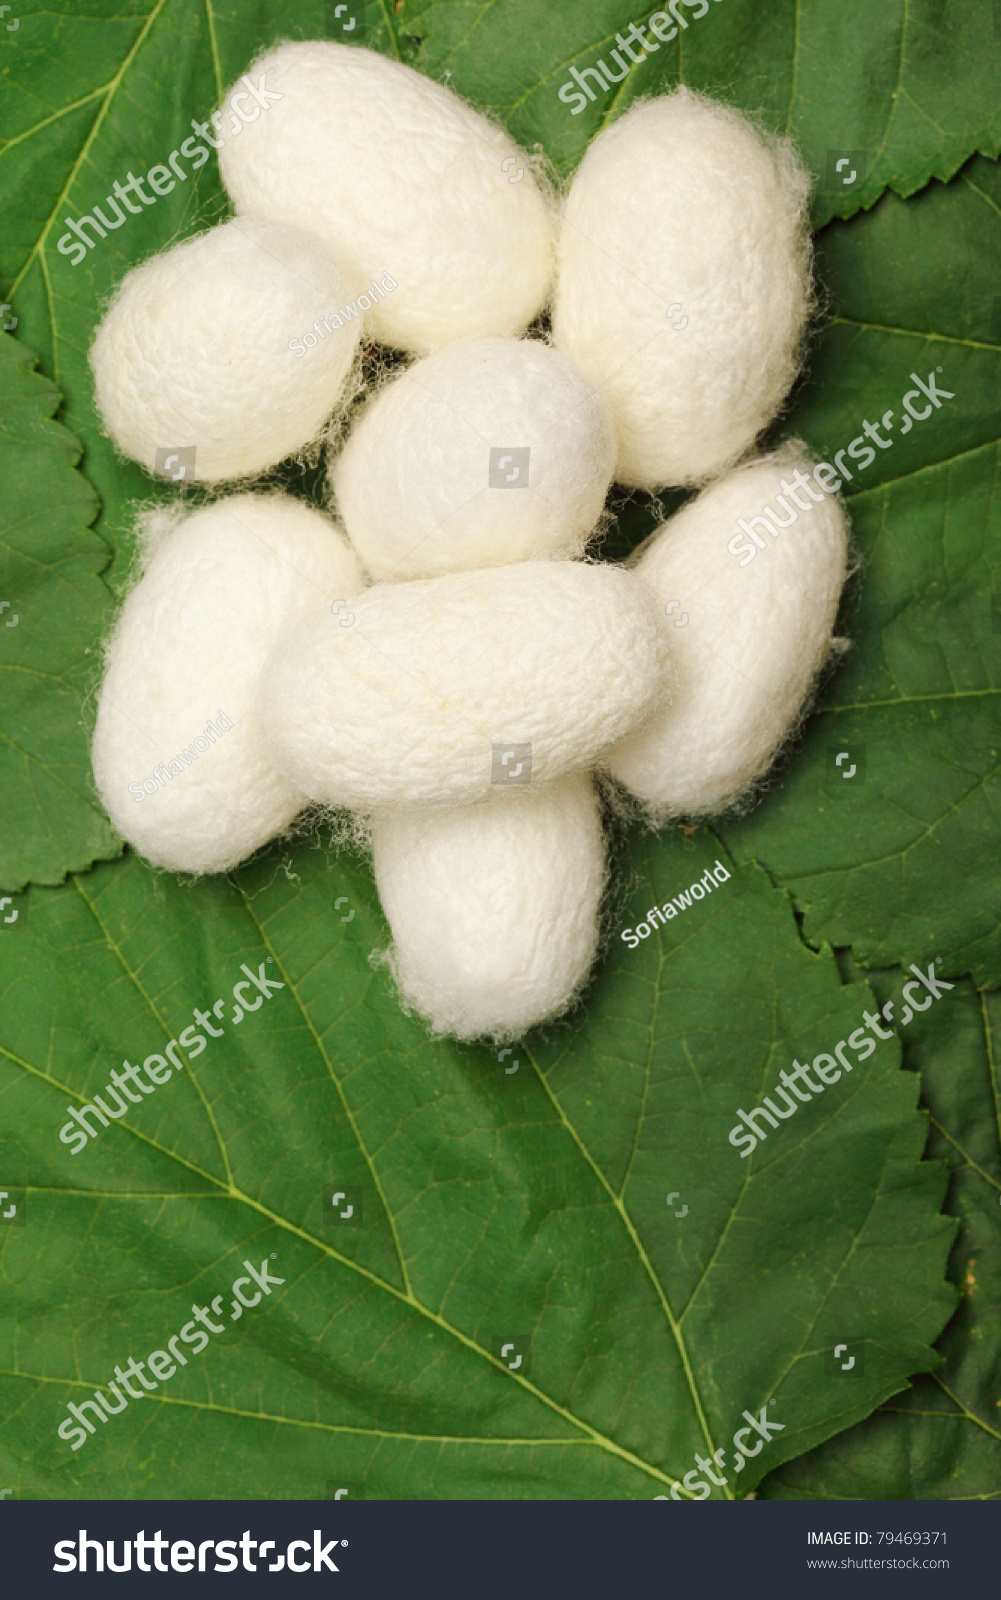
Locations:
218;42;555;353
331;338;616;579
92;494;364;873
90;217;360;481
261;561;669;811
552;88;812;489
371;774;605;1041
607;447;848;817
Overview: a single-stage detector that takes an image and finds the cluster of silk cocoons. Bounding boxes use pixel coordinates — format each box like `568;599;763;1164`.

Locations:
89;45;848;1043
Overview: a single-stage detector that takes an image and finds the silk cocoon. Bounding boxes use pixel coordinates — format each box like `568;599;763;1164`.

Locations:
218;41;555;353
553;87;812;488
92;494;364;873
90;217;361;482
331;337;616;579
371;774;605;1041
607;447;848;817
260;561;670;811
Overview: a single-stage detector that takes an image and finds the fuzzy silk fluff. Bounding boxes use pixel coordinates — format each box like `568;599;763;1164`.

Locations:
260;562;670;812
552;88;812;489
331;338;616;579
372;774;606;1042
90;217;361;482
218;42;555;354
92;494;364;873
607;447;848;818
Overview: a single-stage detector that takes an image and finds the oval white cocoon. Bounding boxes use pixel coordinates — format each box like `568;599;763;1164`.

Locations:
553;88;812;489
372;774;605;1040
92;494;364;873
261;561;669;811
90;217;361;481
607;447;848;816
218;42;555;353
331;338;616;579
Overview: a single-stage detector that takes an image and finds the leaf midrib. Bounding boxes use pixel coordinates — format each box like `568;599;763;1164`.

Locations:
525;1021;726;1489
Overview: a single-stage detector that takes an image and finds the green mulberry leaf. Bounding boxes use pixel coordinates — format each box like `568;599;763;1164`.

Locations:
721;152;1001;985
761;961;1001;1499
0;830;955;1498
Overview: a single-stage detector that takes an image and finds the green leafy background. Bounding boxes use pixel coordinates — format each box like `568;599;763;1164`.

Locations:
0;0;998;1499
